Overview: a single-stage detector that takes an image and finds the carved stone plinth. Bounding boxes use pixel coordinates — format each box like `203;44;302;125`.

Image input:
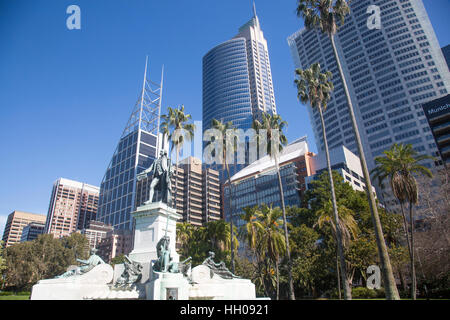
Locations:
188;265;256;300
128;201;181;266
146;272;190;300
30;264;114;300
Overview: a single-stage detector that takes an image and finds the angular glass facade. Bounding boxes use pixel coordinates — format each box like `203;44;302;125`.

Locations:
97;63;162;231
97;130;157;230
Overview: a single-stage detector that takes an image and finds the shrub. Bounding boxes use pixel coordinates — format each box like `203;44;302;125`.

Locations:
352;286;379;299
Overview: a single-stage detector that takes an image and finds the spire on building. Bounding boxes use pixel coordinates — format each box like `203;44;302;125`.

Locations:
122;56;163;145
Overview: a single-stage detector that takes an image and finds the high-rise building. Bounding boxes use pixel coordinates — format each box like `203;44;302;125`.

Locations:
97;59;163;231
20;222;45;242
135;156;221;226
305;145;377;196
288;0;450;206
442;44;450;70
224;137;316;228
97;229;134;263
2;211;46;247
422;94;450;165
202;4;277;179
44;178;100;238
81;220;114;250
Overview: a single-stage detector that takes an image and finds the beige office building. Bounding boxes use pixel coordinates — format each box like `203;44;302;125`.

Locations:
2;211;46;247
44;178;100;238
97;229;134;262
81;220;114;250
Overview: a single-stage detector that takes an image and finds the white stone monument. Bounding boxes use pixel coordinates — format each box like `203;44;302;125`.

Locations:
189;265;256;300
30;264;114;300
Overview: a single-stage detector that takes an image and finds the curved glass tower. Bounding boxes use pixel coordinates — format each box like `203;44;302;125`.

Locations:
202;6;278;181
203;38;253;132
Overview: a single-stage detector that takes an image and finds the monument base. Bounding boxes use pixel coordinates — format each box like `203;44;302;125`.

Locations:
146;272;190;300
188;265;256;300
129;201;181;265
30;264;114;300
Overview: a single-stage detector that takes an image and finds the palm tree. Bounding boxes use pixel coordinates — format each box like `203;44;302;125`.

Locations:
316;199;358;299
160;105;195;212
258;205;286;300
295;62;351;299
176;222;194;258
241;205;286;299
205;220;238;254
252;113;295;300
296;0;400;299
371;143;434;299
209;119;238;273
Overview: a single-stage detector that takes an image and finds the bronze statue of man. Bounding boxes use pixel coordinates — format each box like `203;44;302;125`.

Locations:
137;149;174;206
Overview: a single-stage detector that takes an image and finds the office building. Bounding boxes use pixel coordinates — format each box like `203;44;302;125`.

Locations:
135;156;221;226
2;211;46;247
44;178;99;238
96;60;163;231
442;44;450;70
81;220;114;250
202;4;277;179
422;94;450;165
305;145;377;196
288;0;450;204
224;137;315;228
97;229;134;263
20;222;45;242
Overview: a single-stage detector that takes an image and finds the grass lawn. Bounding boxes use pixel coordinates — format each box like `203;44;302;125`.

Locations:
0;295;30;300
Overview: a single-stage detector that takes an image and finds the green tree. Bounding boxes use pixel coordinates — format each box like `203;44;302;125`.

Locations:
252;113;295;300
176;222;195;259
296;0;399;300
205;219;238;257
371;143;434;299
295;62;351;299
0;241;7;289
61;232;89;261
240;205;286;299
111;254;127;266
4;235;73;291
160;105;195;210
315;199;358;299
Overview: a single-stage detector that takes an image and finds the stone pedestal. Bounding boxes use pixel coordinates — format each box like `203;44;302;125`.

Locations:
129;202;181;265
30;264;114;300
188;265;256;300
146;272;190;300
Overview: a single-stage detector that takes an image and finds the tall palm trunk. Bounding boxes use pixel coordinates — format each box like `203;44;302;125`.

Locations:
274;156;295;300
175;146;180;215
400;201;416;298
336;248;342;300
276;259;280;300
399;202;412;258
318;106;351;300
225;162;235;274
330;35;400;300
409;203;416;300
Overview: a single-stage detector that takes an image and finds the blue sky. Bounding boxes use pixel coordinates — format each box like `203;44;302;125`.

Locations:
1;0;449;236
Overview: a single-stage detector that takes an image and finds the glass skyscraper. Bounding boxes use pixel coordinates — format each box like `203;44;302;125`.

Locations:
288;0;450;205
96;61;162;231
202;5;277;180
